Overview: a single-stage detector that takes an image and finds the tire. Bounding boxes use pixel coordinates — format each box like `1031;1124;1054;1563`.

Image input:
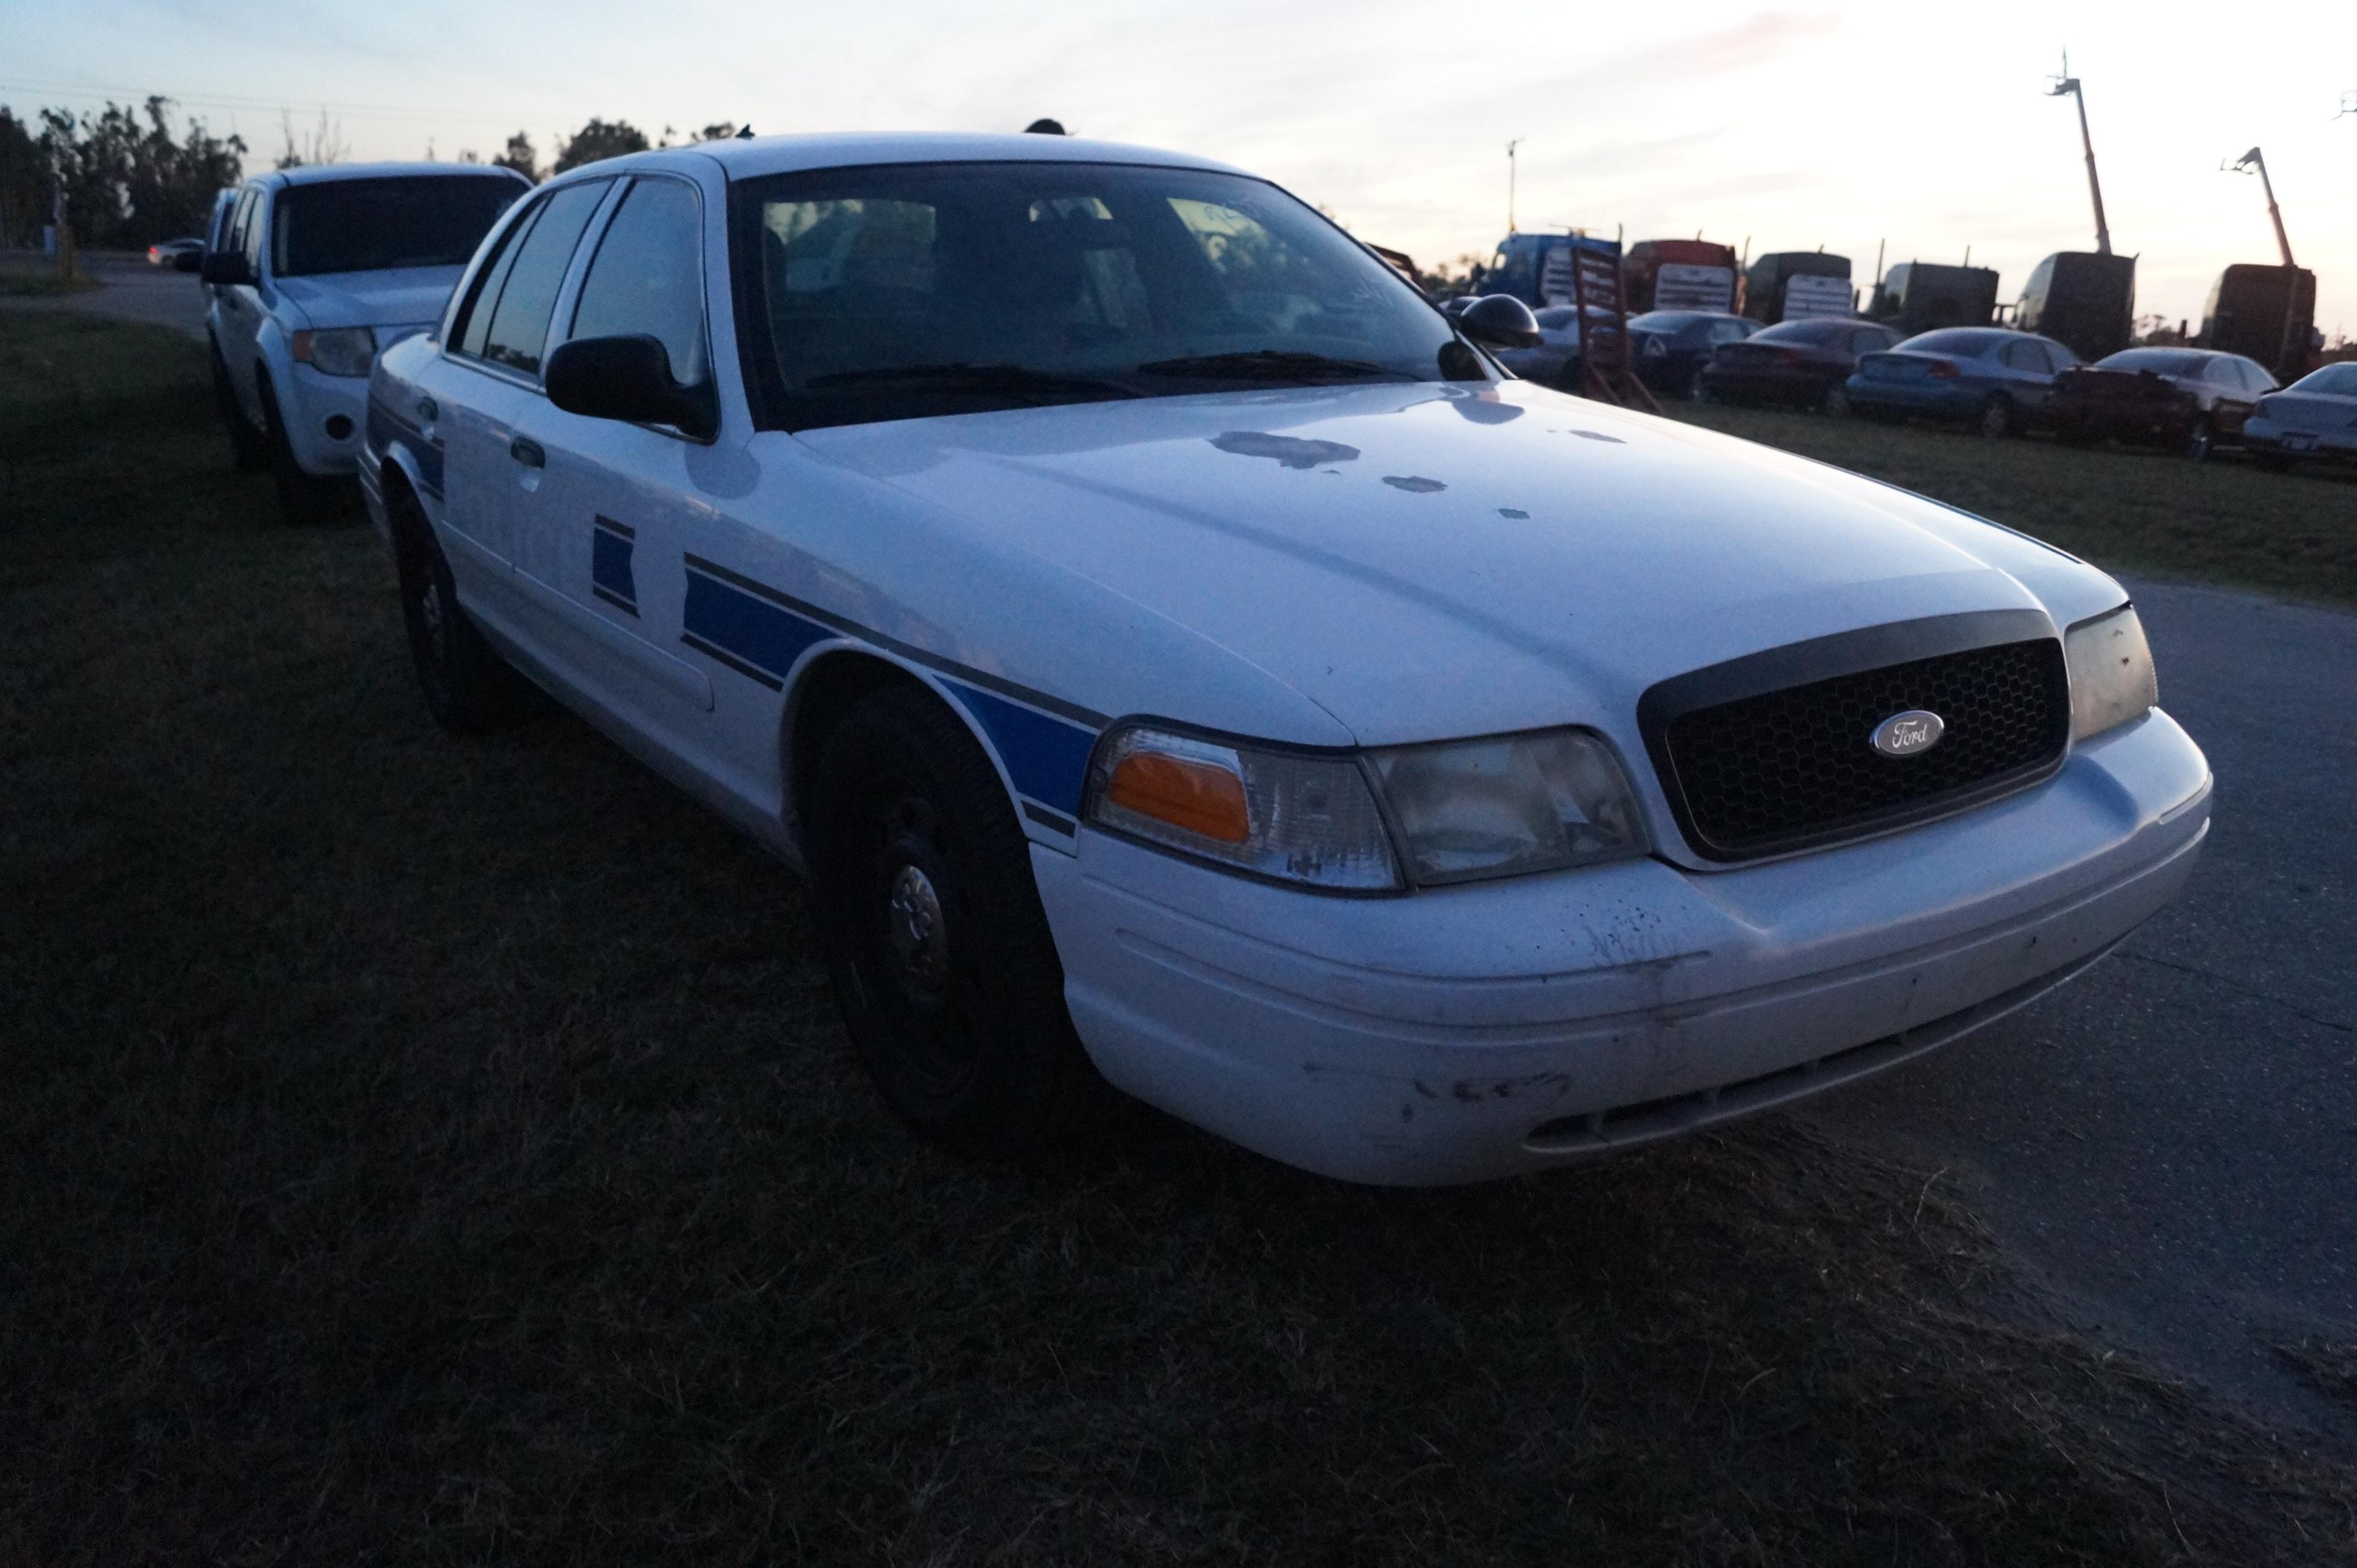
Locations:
258;373;349;525
2185;416;2215;465
1976;395;2016;439
809;684;1107;1162
390;483;533;734
210;339;269;473
1821;384;1851;419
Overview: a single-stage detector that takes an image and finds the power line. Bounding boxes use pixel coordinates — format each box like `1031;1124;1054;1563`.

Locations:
0;77;552;129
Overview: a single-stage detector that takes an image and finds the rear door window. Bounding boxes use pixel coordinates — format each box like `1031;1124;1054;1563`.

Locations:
569;178;708;385
476;181;608;379
2000;340;2045;372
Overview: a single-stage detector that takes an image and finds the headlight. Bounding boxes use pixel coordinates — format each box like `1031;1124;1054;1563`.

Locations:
1085;723;1650;892
2065;604;2158;741
1369;728;1646;884
1084;725;1401;890
292;326;377;377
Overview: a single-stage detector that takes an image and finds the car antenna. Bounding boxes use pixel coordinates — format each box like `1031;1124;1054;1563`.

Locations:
1024;118;1067;136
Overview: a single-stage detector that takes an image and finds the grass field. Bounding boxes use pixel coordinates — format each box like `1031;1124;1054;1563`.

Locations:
1667;398;2355;609
3;312;2351;1564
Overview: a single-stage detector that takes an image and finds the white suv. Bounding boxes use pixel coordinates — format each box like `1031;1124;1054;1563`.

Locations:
204;162;528;522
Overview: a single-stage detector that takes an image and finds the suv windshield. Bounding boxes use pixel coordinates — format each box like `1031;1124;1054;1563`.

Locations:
273;176;524;277
735;161;1479;431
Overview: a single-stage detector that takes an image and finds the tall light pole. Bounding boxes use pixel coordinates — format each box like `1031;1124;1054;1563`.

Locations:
1506;137;1523;234
2047;52;2111;255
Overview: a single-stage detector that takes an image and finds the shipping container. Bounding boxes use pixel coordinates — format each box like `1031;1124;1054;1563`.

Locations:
1867;262;2001;334
2014;252;2135;362
1743;251;1854;324
2198;263;2318;382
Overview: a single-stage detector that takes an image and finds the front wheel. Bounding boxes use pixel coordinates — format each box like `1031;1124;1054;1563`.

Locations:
1976;395;2016;439
392;485;533;733
210;339;269;473
258;373;350;525
810;684;1107;1162
2185;416;2215;464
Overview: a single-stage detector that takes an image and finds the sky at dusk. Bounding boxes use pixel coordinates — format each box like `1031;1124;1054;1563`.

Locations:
6;0;2352;334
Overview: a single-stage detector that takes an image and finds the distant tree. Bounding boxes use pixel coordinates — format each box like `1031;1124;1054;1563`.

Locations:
274;107;347;170
0;108;46;250
491;131;539;182
553;118;649;173
24;97;244;249
697;122;739;142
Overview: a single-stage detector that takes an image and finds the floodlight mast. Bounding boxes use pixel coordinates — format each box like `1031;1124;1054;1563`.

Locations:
2226;147;2296;268
2047;52;2111;255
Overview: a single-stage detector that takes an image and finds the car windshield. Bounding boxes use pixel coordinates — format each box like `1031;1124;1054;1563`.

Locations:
2097;350;2207;376
273;176;524;277
2288;363;2357;396
1902;329;2007;356
735;161;1476;431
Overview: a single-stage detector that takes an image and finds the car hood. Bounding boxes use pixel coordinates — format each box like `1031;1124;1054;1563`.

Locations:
794;381;2118;746
271;266;463;331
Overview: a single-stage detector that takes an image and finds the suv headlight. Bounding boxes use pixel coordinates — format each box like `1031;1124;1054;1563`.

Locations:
1082;723;1647;892
2065;604;2158;741
292;326;377;377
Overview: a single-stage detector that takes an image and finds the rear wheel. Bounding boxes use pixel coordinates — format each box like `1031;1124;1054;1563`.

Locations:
258;373;349;525
1976;394;2016;439
391;483;533;733
1821;384;1851;418
810;684;1106;1162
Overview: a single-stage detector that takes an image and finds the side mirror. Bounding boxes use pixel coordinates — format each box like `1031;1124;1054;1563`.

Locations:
544;334;719;441
200;251;252;287
1458;294;1542;350
172;249;204;274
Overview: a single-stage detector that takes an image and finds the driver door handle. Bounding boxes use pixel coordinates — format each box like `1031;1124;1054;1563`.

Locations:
509;436;546;468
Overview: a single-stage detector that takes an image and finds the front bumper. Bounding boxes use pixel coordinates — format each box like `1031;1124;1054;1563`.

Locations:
1035;710;2210;1184
281;362;371;477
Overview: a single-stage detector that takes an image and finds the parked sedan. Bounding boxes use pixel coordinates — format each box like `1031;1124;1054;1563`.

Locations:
2240;361;2357;468
1490;303;1616;389
2048;348;2277;460
362;132;2208;1186
1843;328;2084;436
147;236;206;268
1702;317;1902;409
1624;310;1757;398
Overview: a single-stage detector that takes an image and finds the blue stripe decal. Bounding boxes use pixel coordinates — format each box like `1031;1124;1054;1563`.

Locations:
681;568;830;684
943;680;1097;819
591;527;637;609
366;398;445;496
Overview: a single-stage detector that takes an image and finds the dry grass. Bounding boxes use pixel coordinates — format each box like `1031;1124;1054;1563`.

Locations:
2;313;2351;1564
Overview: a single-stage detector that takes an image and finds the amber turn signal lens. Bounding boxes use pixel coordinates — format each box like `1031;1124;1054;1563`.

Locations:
1105;751;1251;844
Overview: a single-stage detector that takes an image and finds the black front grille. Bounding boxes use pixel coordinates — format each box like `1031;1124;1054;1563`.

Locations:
1641;619;2070;861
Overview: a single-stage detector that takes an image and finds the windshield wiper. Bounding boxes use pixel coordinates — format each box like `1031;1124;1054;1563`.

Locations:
1133;350;1421;383
800;362;1140;400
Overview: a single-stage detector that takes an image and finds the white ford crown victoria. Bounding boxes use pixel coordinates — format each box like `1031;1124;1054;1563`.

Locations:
361;133;2211;1185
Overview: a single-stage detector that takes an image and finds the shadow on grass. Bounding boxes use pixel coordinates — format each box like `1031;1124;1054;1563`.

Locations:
2;315;2349;1565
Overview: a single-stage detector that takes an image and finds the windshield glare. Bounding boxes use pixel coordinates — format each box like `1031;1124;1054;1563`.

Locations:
273;176;524;278
737;162;1479;430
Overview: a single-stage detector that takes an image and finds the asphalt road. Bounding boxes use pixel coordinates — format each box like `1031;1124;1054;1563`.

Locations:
19;261;2356;1434
1811;579;2357;1439
1;249;209;339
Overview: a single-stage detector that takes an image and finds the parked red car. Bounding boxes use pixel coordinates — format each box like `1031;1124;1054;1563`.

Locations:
2049;347;2278;462
1700;317;1902;410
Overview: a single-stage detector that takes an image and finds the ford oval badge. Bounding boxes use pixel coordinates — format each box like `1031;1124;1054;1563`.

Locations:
1870;710;1945;758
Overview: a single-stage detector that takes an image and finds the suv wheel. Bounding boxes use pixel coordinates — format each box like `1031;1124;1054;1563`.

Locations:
258;373;349;525
210;339;269;473
810;683;1107;1161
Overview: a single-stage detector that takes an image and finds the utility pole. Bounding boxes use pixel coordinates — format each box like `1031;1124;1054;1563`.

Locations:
2047;52;2111;255
1506;138;1523;233
2226;147;2296;267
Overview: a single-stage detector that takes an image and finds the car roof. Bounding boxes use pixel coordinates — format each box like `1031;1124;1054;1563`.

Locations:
569;131;1250;185
259;161;532;190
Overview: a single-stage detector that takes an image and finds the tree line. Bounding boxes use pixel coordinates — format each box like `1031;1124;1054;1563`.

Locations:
0;101;740;252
